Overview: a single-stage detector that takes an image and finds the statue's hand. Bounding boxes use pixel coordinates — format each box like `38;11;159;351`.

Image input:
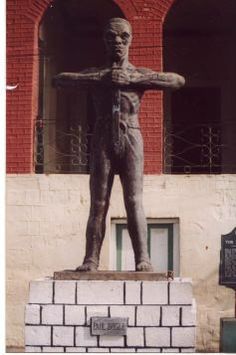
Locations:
103;69;130;87
112;69;130;86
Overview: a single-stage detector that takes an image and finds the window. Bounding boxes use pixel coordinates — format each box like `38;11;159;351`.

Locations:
110;219;180;276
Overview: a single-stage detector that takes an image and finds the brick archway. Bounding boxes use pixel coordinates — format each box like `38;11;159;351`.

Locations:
25;0;138;25
25;0;175;24
7;0;175;174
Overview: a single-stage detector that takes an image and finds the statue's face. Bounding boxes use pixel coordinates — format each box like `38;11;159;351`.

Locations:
104;21;132;61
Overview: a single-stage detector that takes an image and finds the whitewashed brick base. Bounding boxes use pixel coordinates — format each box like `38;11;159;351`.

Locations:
25;278;196;352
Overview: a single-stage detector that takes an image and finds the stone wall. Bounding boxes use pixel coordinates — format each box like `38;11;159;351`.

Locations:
6;174;236;351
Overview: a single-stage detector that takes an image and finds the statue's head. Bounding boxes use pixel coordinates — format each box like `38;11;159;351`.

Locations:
103;18;132;61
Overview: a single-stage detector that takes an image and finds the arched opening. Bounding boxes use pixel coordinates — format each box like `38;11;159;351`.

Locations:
163;0;236;174
35;0;124;173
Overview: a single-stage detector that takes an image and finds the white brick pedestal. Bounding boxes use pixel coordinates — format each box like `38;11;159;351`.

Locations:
25;278;196;353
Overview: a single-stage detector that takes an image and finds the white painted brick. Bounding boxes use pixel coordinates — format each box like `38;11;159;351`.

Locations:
28;221;40;236
86;306;108;325
42;305;63;325
25;346;41;352
137;306;160;326
162;306;180;326
25;326;51;346
32;206;54;221
65;305;85;325
77;281;124;304
7;190;26;205
39;221;63;237
25;190;41;205
163;349;179;353
7;220;28;236
127;327;144;347
142;282;168;304
25;305;40;324
7;205;32;221
182;304;196;326
65;347;86;352
99;335;124;347
49;176;67;190
42;347;64;352
40;190;51;204
68;190;82;203
7;176;39;190
111;348;136;352
49;190;69;204
8;247;32;266
54;281;76;304
137;349;160;352
88;348;109;352
76;326;97;347
53;326;74;346
145;327;170;347
181;348;195;352
38;176;50;190
170;280;193;305
110;305;135;326
125;281;141;304
29;280;53;304
172;327;196;347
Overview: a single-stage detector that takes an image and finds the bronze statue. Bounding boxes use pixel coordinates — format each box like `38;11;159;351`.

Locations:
53;18;185;272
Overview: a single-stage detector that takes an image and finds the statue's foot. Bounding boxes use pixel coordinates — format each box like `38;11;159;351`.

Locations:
75;261;98;272
136;260;153;272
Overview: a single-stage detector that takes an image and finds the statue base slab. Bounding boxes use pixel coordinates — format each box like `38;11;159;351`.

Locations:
25;277;196;353
54;270;167;281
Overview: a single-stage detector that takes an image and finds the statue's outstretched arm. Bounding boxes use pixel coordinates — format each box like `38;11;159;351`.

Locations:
52;68;109;88
129;68;185;90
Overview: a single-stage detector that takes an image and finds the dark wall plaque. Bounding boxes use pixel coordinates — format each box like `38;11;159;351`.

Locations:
91;317;128;336
219;228;236;289
220;318;236;352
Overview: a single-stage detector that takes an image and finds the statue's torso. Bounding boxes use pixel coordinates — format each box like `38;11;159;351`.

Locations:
92;87;143;129
89;65;145;131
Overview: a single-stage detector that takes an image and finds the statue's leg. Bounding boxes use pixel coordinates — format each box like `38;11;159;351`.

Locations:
76;147;114;271
119;128;153;272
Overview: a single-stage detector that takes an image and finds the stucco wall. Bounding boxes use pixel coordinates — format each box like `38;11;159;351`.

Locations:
6;174;236;351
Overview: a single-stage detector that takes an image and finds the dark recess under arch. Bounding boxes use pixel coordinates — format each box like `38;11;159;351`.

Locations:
163;0;236;174
35;0;125;173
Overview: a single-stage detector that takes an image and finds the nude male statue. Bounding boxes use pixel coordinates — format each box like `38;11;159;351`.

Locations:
53;18;185;272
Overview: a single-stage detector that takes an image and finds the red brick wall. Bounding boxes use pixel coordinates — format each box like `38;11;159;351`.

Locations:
6;0;174;174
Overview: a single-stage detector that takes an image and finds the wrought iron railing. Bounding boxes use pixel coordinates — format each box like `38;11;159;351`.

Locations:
35;119;236;174
164;121;236;174
35;118;92;173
